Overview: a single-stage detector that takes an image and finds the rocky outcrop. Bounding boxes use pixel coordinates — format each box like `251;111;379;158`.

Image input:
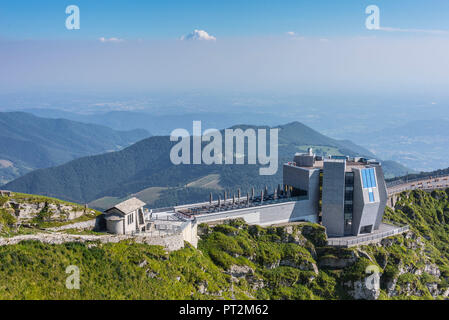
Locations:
3;199;92;221
345;279;381;300
279;259;319;275
319;253;357;269
282;225;308;246
227;264;254;278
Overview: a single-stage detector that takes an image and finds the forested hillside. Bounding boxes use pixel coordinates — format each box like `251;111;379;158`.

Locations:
4;121;410;207
0;112;150;184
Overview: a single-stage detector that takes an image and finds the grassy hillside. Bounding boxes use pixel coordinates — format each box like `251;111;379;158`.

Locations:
0;112;150;184
1;189;449;300
5;121;410;208
0;192;101;236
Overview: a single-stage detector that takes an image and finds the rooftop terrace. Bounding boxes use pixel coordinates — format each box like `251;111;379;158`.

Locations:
163;192;307;218
285;157;379;172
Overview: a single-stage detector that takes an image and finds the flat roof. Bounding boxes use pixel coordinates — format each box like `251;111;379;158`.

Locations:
284;159;376;172
284;161;323;170
175;194;306;217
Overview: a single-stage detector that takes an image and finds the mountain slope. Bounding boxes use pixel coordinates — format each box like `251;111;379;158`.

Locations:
0;112;150;184
24;108;292;136
1;190;449;300
4;121;409;206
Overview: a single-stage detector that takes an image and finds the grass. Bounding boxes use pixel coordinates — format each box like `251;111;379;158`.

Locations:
1;189;449;300
12;192;87;208
62;229;108;236
0;192;102;231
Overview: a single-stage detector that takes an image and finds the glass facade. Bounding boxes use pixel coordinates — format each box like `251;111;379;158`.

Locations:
362;168;376;203
344;172;354;235
362;168;377;188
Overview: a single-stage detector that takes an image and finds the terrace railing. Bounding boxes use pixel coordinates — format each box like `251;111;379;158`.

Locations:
327;224;410;247
386;174;449;188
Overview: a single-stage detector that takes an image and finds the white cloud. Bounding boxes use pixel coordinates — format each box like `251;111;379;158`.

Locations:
286;31;305;40
181;29;216;41
99;37;124;43
378;27;449;35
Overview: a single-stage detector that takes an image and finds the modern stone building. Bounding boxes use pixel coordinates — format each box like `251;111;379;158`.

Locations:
104;149;387;240
283;149;387;237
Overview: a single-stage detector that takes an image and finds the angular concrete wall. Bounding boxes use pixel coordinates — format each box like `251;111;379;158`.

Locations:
352;166;385;235
374;165;388;229
322;161;346;236
283;165;318;192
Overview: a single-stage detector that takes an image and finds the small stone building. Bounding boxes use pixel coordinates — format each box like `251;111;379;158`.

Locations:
104;197;146;234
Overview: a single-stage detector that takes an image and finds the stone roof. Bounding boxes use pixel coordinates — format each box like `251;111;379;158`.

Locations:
104;215;123;221
105;197;146;215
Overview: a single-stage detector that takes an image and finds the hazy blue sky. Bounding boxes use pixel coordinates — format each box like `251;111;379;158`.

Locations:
2;1;449;39
1;1;449;96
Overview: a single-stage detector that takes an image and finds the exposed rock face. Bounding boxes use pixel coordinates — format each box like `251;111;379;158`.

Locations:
424;263;441;278
3;199;91;222
377;232;445;299
319;254;357;269
346;280;381;300
197;281;208;294
227;265;254;278
280;259;319;275
247;276;265;290
282;225;308;246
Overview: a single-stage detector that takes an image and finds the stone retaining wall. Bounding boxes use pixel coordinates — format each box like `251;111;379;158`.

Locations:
0;232;185;252
47;215;105;232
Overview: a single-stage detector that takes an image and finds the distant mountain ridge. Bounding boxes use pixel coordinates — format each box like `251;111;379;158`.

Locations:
23;108;292;136
0;112;150;184
4;121;410;207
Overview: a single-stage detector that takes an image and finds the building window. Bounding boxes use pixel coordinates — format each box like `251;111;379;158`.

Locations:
362;168;377;203
361;168;377;188
291;187;307;197
368;189;375;202
127;213;134;225
360;225;373;234
345;172;354;186
344;172;354;235
344;204;353;214
345;190;353;201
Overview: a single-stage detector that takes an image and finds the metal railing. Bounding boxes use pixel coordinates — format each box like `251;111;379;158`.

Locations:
386;174;449;188
386;175;449;195
327;225;410;247
388;184;449;196
187;195;308;217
